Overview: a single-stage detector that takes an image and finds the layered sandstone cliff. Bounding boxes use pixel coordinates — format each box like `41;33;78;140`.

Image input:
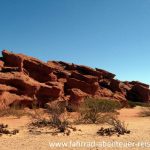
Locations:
0;50;149;110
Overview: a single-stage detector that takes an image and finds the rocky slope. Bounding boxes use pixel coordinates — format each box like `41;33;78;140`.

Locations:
0;50;149;110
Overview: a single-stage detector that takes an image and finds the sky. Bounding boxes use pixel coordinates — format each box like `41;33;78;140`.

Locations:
0;0;150;84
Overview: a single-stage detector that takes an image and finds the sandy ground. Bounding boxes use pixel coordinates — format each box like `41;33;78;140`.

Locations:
0;106;150;150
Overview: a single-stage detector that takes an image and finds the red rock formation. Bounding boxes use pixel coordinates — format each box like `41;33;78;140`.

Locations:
68;88;88;111
2;50;55;82
109;79;131;95
98;88;113;97
71;71;98;84
99;79;111;88
96;68;115;79
0;50;149;110
47;61;64;71
0;92;33;110
0;72;63;108
66;78;99;95
129;81;149;88
127;84;150;102
58;61;77;70
76;65;102;79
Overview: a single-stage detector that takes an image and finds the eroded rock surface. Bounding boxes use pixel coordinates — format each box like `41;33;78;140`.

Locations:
0;50;149;110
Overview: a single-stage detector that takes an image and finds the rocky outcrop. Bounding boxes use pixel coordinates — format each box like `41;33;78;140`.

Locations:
129;81;149;88
96;68;115;79
66;78;99;95
68;88;88;111
71;71;98;84
2;50;55;82
76;65;102;79
127;84;150;102
0;72;62;108
0;50;149;110
0;92;33;110
58;61;77;70
109;79;128;94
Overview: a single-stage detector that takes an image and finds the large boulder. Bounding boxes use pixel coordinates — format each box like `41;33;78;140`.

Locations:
66;78;99;95
58;61;77;70
96;68;115;79
0;72;39;97
130;81;149;88
45;81;64;96
0;92;33;110
0;72;63;108
68;88;88;111
76;65;102;79
55;70;71;78
71;71;98;84
127;84;150;102
2;50;55;82
109;79;131;95
97;88;113;97
36;84;63;106
47;61;64;71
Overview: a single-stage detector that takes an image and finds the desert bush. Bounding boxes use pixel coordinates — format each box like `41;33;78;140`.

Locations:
0;123;19;136
50;114;69;132
30;114;75;135
31;118;52;128
31;116;68;131
97;116;130;137
106;116;130;134
30;107;78;135
77;98;121;124
81;98;121;113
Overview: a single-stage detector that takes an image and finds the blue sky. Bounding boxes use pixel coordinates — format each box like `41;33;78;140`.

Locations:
0;0;150;84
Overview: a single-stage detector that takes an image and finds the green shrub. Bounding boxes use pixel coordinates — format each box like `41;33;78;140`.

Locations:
77;98;121;124
81;98;121;113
